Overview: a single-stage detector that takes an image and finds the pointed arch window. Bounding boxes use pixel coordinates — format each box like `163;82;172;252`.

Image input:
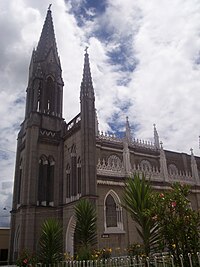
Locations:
77;157;81;196
17;159;23;205
106;195;117;227
57;87;62;117
104;190;124;234
38;155;55;206
44;76;55;114
47;156;55;203
37;80;42;112
66;164;71;199
71;145;77;197
66;146;81;203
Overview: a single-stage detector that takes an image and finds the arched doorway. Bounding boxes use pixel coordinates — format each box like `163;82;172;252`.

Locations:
65;216;76;257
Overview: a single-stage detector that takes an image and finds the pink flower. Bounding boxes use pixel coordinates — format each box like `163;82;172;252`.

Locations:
23;259;28;264
159;193;164;198
171;201;176;208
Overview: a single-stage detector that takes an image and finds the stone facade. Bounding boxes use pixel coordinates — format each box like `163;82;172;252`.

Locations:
10;8;200;262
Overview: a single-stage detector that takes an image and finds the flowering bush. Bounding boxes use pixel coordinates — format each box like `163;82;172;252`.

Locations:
16;249;37;266
92;248;112;260
127;243;145;257
151;182;200;266
100;248;112;259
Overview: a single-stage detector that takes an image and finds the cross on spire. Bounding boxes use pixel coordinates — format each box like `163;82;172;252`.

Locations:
85;46;89;54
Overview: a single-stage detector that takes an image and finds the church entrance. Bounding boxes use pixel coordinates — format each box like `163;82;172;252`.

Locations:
65;216;76;257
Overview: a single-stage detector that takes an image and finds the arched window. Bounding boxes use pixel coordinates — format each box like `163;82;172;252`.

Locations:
38;155;55;205
38;155;48;203
106;195;117;227
44;76;55;114
47;156;55;203
71;145;77;197
66;146;81;203
77;157;81;196
104;190;124;233
37;80;42;112
57;87;62;117
17;159;22;205
66;164;71;199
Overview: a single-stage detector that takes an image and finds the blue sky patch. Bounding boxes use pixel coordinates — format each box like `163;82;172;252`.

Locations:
67;0;107;27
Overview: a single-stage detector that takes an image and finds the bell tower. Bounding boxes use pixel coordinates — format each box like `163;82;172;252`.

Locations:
10;7;64;261
25;6;63;118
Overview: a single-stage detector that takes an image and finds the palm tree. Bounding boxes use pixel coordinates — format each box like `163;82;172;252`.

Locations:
74;199;97;260
39;218;63;265
123;173;159;256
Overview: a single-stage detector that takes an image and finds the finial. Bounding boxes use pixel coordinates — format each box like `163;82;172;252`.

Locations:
85;46;88;54
160;141;163;149
190;148;194;155
153;123;156;128
48;4;52;11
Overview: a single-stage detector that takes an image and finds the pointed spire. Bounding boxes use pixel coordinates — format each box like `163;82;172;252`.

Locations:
154;124;160;149
80;48;96;197
35;6;60;64
80;48;94;100
125;116;132;142
25;7;63;118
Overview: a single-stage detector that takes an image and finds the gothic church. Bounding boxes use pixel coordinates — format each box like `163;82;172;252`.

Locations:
10;8;200;261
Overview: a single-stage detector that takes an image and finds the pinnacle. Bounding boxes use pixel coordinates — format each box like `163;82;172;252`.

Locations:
80;49;94;99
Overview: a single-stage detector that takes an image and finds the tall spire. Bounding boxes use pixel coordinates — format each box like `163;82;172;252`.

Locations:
35;7;60;65
154;124;160;149
80;48;96;198
25;7;63;118
125;116;132;143
80;49;94;100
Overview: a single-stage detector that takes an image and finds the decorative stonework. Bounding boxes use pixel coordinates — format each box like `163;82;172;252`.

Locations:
97;157;196;185
140;160;152;172
131;138;157;150
131;163;161;181
168;164;178;175
40;129;56;138
97;131;122;143
97;156;125;177
97;131;158;151
168;170;193;184
65;113;81;132
39;129;61;145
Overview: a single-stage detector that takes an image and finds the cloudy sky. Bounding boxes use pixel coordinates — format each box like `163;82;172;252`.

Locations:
1;0;200;226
